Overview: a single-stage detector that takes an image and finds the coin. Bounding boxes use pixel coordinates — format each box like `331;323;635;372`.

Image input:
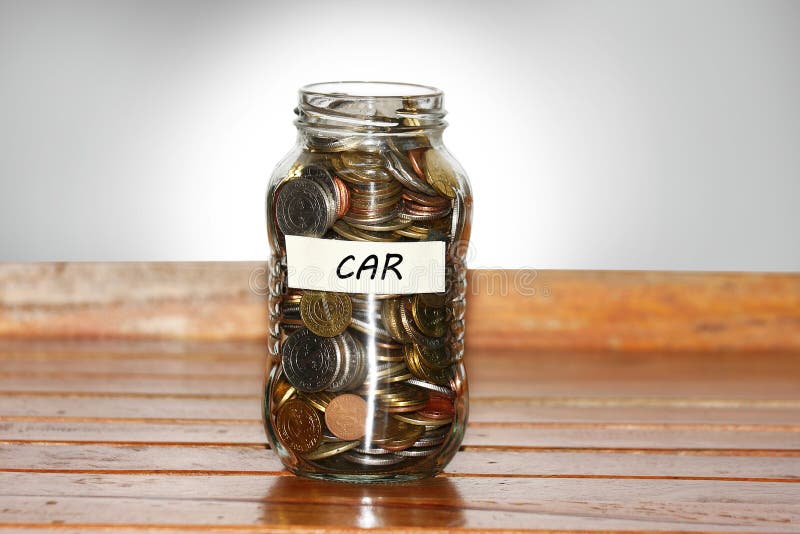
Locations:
398;300;446;350
392;412;452;427
384;145;438;196
413;426;450;447
301;164;336;198
300;390;335;412
328;331;365;392
418;394;456;420
393;446;439;458
275;399;322;453
325;394;368;441
404;378;452;397
271;375;296;412
282;328;340;392
423;149;457;198
300;290;352;337
411;294;448;338
305;439;360;460
333;176;350;218
275;178;335;237
342;451;406;466
407;147;427;180
381;298;412;343
405;344;453;370
355;445;392;455
419;293;446;307
405;345;452;386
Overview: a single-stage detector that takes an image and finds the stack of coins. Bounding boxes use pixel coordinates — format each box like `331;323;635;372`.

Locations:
268;134;464;473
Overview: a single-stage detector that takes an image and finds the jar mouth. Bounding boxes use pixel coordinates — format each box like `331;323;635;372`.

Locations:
300;81;442;99
297;81;446;133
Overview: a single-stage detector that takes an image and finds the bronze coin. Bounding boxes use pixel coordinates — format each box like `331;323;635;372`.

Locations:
275;399;322;453
325;393;368;441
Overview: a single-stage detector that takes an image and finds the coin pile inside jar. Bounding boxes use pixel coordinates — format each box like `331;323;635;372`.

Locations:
268;136;464;471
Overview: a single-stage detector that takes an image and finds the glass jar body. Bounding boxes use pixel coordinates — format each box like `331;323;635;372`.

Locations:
263;83;472;482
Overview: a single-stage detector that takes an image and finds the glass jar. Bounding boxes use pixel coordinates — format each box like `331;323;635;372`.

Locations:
263;81;472;482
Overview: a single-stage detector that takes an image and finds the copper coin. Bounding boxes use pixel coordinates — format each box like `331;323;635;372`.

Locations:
275;399;322;453
407;147;427;180
418;395;455;420
325;393;368;441
333;176;350;218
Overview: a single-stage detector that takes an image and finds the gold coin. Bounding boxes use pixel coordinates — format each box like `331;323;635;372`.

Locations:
300;391;336;412
392;412;453;427
300;290;352;337
404;344;452;385
420;293;446;307
325;394;368;441
366;414;421;445
406;343;453;370
411;294;448;338
275;399;322;453
423;149;457;198
381;298;412;343
271;375;296;412
304;439;360;460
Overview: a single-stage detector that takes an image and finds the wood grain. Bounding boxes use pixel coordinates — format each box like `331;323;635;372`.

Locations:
1;473;799;532
2;443;799;480
0;342;797;534
1;264;799;350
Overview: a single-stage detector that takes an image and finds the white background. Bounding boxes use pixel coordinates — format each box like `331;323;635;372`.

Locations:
1;0;798;270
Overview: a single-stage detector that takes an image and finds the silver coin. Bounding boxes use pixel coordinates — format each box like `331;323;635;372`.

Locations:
301;165;339;222
328;331;364;392
393;446;439;458
349;316;393;341
323;430;344;442
282;328;340;392
354;445;392;455
406;378;455;398
413;426;450;447
343;451;406;466
276;179;335;237
449;191;462;246
383;146;438;196
335;166;394;184
305;135;362;153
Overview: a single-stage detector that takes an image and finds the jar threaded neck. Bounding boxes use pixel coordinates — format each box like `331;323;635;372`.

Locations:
296;81;447;134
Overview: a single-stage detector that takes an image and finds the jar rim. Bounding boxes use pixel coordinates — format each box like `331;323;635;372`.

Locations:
300;81;443;99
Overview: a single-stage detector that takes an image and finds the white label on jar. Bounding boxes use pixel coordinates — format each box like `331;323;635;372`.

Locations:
285;235;446;294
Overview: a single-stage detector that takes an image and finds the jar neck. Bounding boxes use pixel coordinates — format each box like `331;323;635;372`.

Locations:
295;81;447;138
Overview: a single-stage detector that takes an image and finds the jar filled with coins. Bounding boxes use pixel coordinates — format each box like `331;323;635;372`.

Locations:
263;82;472;482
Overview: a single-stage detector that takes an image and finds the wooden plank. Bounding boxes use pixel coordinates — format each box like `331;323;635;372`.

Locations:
2;264;800;351
3;348;800;400
0;474;798;532
2;420;799;450
1;444;799;480
4;394;800;425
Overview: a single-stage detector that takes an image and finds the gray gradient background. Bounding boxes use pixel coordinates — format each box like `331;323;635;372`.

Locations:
1;0;798;270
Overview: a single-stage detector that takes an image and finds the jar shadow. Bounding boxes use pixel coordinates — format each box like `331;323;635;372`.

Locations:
257;475;466;529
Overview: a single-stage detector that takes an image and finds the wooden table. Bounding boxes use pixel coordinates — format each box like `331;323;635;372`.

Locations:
1;264;799;532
